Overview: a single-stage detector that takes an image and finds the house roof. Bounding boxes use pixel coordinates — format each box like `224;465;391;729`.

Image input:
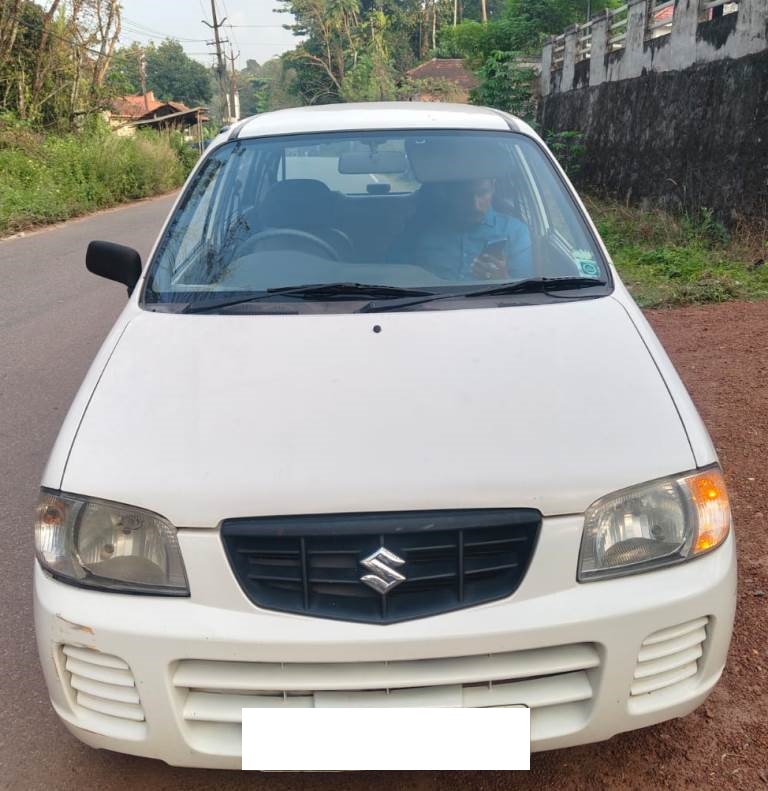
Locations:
111;91;162;118
405;58;479;90
111;91;192;120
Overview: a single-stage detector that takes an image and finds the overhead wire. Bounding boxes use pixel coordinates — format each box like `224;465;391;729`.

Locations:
120;14;209;42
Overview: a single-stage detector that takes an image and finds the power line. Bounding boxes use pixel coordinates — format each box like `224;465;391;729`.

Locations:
121;15;208;42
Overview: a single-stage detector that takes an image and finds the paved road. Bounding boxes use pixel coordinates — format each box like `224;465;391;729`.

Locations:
1;198;757;790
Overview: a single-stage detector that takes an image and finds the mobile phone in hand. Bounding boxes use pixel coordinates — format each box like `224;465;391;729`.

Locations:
483;238;507;259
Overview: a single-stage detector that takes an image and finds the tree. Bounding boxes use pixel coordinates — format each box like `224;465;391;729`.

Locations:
439;0;620;63
274;0;621;108
144;40;212;107
277;0;362;99
0;0;123;127
470;50;535;118
235;58;300;115
107;42;143;96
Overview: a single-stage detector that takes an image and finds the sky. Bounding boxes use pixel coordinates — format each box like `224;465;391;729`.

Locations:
118;0;299;69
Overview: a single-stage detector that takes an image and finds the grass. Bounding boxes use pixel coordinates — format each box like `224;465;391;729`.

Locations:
586;197;768;308
0;115;195;237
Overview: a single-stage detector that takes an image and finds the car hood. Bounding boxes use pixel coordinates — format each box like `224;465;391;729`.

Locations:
62;298;695;527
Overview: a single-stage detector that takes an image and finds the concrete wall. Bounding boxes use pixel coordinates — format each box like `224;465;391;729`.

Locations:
542;0;767;97
538;49;768;223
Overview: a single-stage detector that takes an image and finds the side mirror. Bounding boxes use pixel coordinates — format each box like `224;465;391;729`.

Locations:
86;241;142;296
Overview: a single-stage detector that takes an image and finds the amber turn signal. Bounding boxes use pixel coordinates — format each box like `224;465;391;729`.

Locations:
685;469;731;555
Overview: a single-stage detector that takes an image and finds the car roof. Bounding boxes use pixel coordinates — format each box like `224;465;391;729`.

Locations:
233;102;526;140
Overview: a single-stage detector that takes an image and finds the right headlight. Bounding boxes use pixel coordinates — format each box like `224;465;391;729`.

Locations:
34;490;189;595
578;467;731;582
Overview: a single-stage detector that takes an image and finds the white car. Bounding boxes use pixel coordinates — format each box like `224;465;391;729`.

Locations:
34;103;736;768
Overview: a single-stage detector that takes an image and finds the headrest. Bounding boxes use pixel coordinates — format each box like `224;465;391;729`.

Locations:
261;179;337;228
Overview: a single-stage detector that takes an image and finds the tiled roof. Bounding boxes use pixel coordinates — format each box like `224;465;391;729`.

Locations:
111;91;162;118
110;92;192;120
406;58;479;89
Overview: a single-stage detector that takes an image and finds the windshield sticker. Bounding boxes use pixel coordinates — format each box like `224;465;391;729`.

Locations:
572;249;599;278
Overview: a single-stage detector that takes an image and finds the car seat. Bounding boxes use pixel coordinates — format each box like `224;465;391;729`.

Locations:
260;180;354;260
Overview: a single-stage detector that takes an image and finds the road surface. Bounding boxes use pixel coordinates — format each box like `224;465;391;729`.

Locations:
0;197;763;789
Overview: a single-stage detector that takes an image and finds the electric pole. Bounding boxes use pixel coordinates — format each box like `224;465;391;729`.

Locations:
481;0;487;25
203;0;231;122
139;49;148;108
227;45;240;122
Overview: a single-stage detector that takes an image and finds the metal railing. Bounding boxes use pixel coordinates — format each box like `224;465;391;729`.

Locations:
607;4;629;52
547;0;741;75
551;34;566;69
647;0;674;39
701;0;739;18
576;22;592;62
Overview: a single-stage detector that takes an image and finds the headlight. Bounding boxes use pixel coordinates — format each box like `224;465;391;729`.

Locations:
34;490;189;595
578;467;731;582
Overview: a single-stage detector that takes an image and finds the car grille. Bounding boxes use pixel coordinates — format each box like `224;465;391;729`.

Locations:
173;643;599;756
221;509;541;624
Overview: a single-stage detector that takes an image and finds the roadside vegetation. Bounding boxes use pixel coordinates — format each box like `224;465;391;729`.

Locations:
0;116;191;236
0;2;206;237
588;198;768;308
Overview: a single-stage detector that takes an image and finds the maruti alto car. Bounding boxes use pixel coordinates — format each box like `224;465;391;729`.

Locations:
33;103;736;768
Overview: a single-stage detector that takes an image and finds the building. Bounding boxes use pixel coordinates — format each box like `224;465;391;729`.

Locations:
108;91;208;139
404;58;479;103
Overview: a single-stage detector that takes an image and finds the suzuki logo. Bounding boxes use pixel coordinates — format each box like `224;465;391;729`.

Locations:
360;547;406;594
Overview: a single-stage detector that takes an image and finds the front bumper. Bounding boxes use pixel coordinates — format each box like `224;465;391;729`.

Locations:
34;517;737;769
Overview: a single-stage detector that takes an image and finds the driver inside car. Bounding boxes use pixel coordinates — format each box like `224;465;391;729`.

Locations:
391;178;533;282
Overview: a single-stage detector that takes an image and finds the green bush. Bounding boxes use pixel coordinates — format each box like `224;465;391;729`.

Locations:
544;130;586;180
0;116;193;236
588;197;768;308
469;51;536;121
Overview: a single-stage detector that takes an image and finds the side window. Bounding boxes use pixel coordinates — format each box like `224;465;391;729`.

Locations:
163;155;224;285
512;139;600;274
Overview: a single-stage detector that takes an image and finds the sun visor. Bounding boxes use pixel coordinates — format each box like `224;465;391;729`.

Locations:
406;138;509;183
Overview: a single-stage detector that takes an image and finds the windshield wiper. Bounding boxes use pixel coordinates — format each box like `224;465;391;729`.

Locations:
358;277;607;313
181;283;434;314
463;276;606;297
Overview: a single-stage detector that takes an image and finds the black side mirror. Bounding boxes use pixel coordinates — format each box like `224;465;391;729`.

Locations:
86;241;142;296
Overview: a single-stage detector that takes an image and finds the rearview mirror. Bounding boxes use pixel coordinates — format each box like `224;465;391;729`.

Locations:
86;241;142;295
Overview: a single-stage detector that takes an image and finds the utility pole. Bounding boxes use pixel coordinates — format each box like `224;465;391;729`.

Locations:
138;49;148;108
480;0;487;25
227;44;240;122
203;0;231;122
432;0;437;49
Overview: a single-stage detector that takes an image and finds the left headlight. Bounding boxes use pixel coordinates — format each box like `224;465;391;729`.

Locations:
34;490;189;595
578;467;731;582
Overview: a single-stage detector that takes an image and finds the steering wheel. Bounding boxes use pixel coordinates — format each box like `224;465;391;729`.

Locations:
235;228;340;261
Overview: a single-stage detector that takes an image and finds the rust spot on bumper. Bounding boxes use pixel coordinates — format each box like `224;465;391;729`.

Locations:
55;615;95;636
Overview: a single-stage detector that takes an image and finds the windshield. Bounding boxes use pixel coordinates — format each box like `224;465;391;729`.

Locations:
143;130;609;312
